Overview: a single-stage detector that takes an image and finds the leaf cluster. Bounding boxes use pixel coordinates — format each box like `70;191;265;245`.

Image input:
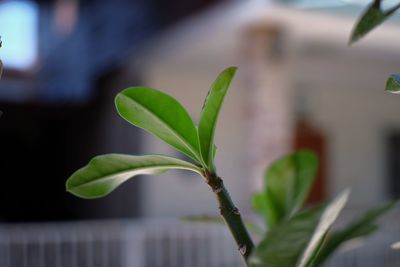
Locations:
66;67;236;198
249;151;396;267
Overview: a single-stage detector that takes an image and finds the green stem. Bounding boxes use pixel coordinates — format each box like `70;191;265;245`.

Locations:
205;171;254;264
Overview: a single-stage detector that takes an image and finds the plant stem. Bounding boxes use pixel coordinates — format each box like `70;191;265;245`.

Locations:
205;171;254;264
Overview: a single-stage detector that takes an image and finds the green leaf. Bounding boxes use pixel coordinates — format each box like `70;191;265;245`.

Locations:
249;207;323;267
313;200;397;266
252;150;318;228
298;190;349;267
385;74;400;93
350;1;400;44
198;67;237;171
251;192;270;227
115;87;201;162
66;154;203;199
249;190;349;267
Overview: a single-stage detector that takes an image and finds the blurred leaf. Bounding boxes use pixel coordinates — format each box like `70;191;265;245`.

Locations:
252;150;318;228
385;74;400;93
313;201;397;266
392;241;400;250
244;222;265;237
182;215;264;236
115;87;201;162
198;67;237;172
66;154;202;199
251;192;270;227
249;207;323;267
249;190;349;267
350;1;400;44
298;190;349;267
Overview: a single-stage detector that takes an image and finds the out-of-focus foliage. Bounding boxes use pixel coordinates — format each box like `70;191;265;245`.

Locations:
351;0;400;92
350;0;400;44
251;151;318;228
185;151;396;266
313;201;398;266
385;74;400;93
249;151;396;267
249;191;348;267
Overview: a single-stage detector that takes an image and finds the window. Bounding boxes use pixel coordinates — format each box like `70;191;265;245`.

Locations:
0;1;38;70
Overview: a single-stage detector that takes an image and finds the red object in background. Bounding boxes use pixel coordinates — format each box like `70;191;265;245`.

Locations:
293;117;327;204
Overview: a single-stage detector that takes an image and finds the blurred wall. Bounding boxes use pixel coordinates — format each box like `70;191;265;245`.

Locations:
290;42;400;205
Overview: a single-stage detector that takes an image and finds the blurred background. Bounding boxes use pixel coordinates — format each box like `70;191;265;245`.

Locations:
0;0;400;266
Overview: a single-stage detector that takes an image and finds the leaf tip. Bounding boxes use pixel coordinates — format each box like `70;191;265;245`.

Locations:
224;66;238;79
337;188;351;205
385;74;400;94
226;65;238;72
348;36;356;46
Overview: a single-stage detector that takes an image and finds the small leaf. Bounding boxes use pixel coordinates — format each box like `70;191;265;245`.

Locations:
313;200;397;266
392;241;400;250
115;87;201;162
298;190;349;267
350;1;400;44
385;74;400;93
252;150;318;228
198;67;237;171
249;190;348;267
66;154;202;199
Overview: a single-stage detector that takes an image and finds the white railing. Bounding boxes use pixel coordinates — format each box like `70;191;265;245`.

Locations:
0;212;398;267
0;220;242;267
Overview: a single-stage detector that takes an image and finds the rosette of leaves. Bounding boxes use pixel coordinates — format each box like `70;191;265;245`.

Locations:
66;66;236;198
67;67;256;262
